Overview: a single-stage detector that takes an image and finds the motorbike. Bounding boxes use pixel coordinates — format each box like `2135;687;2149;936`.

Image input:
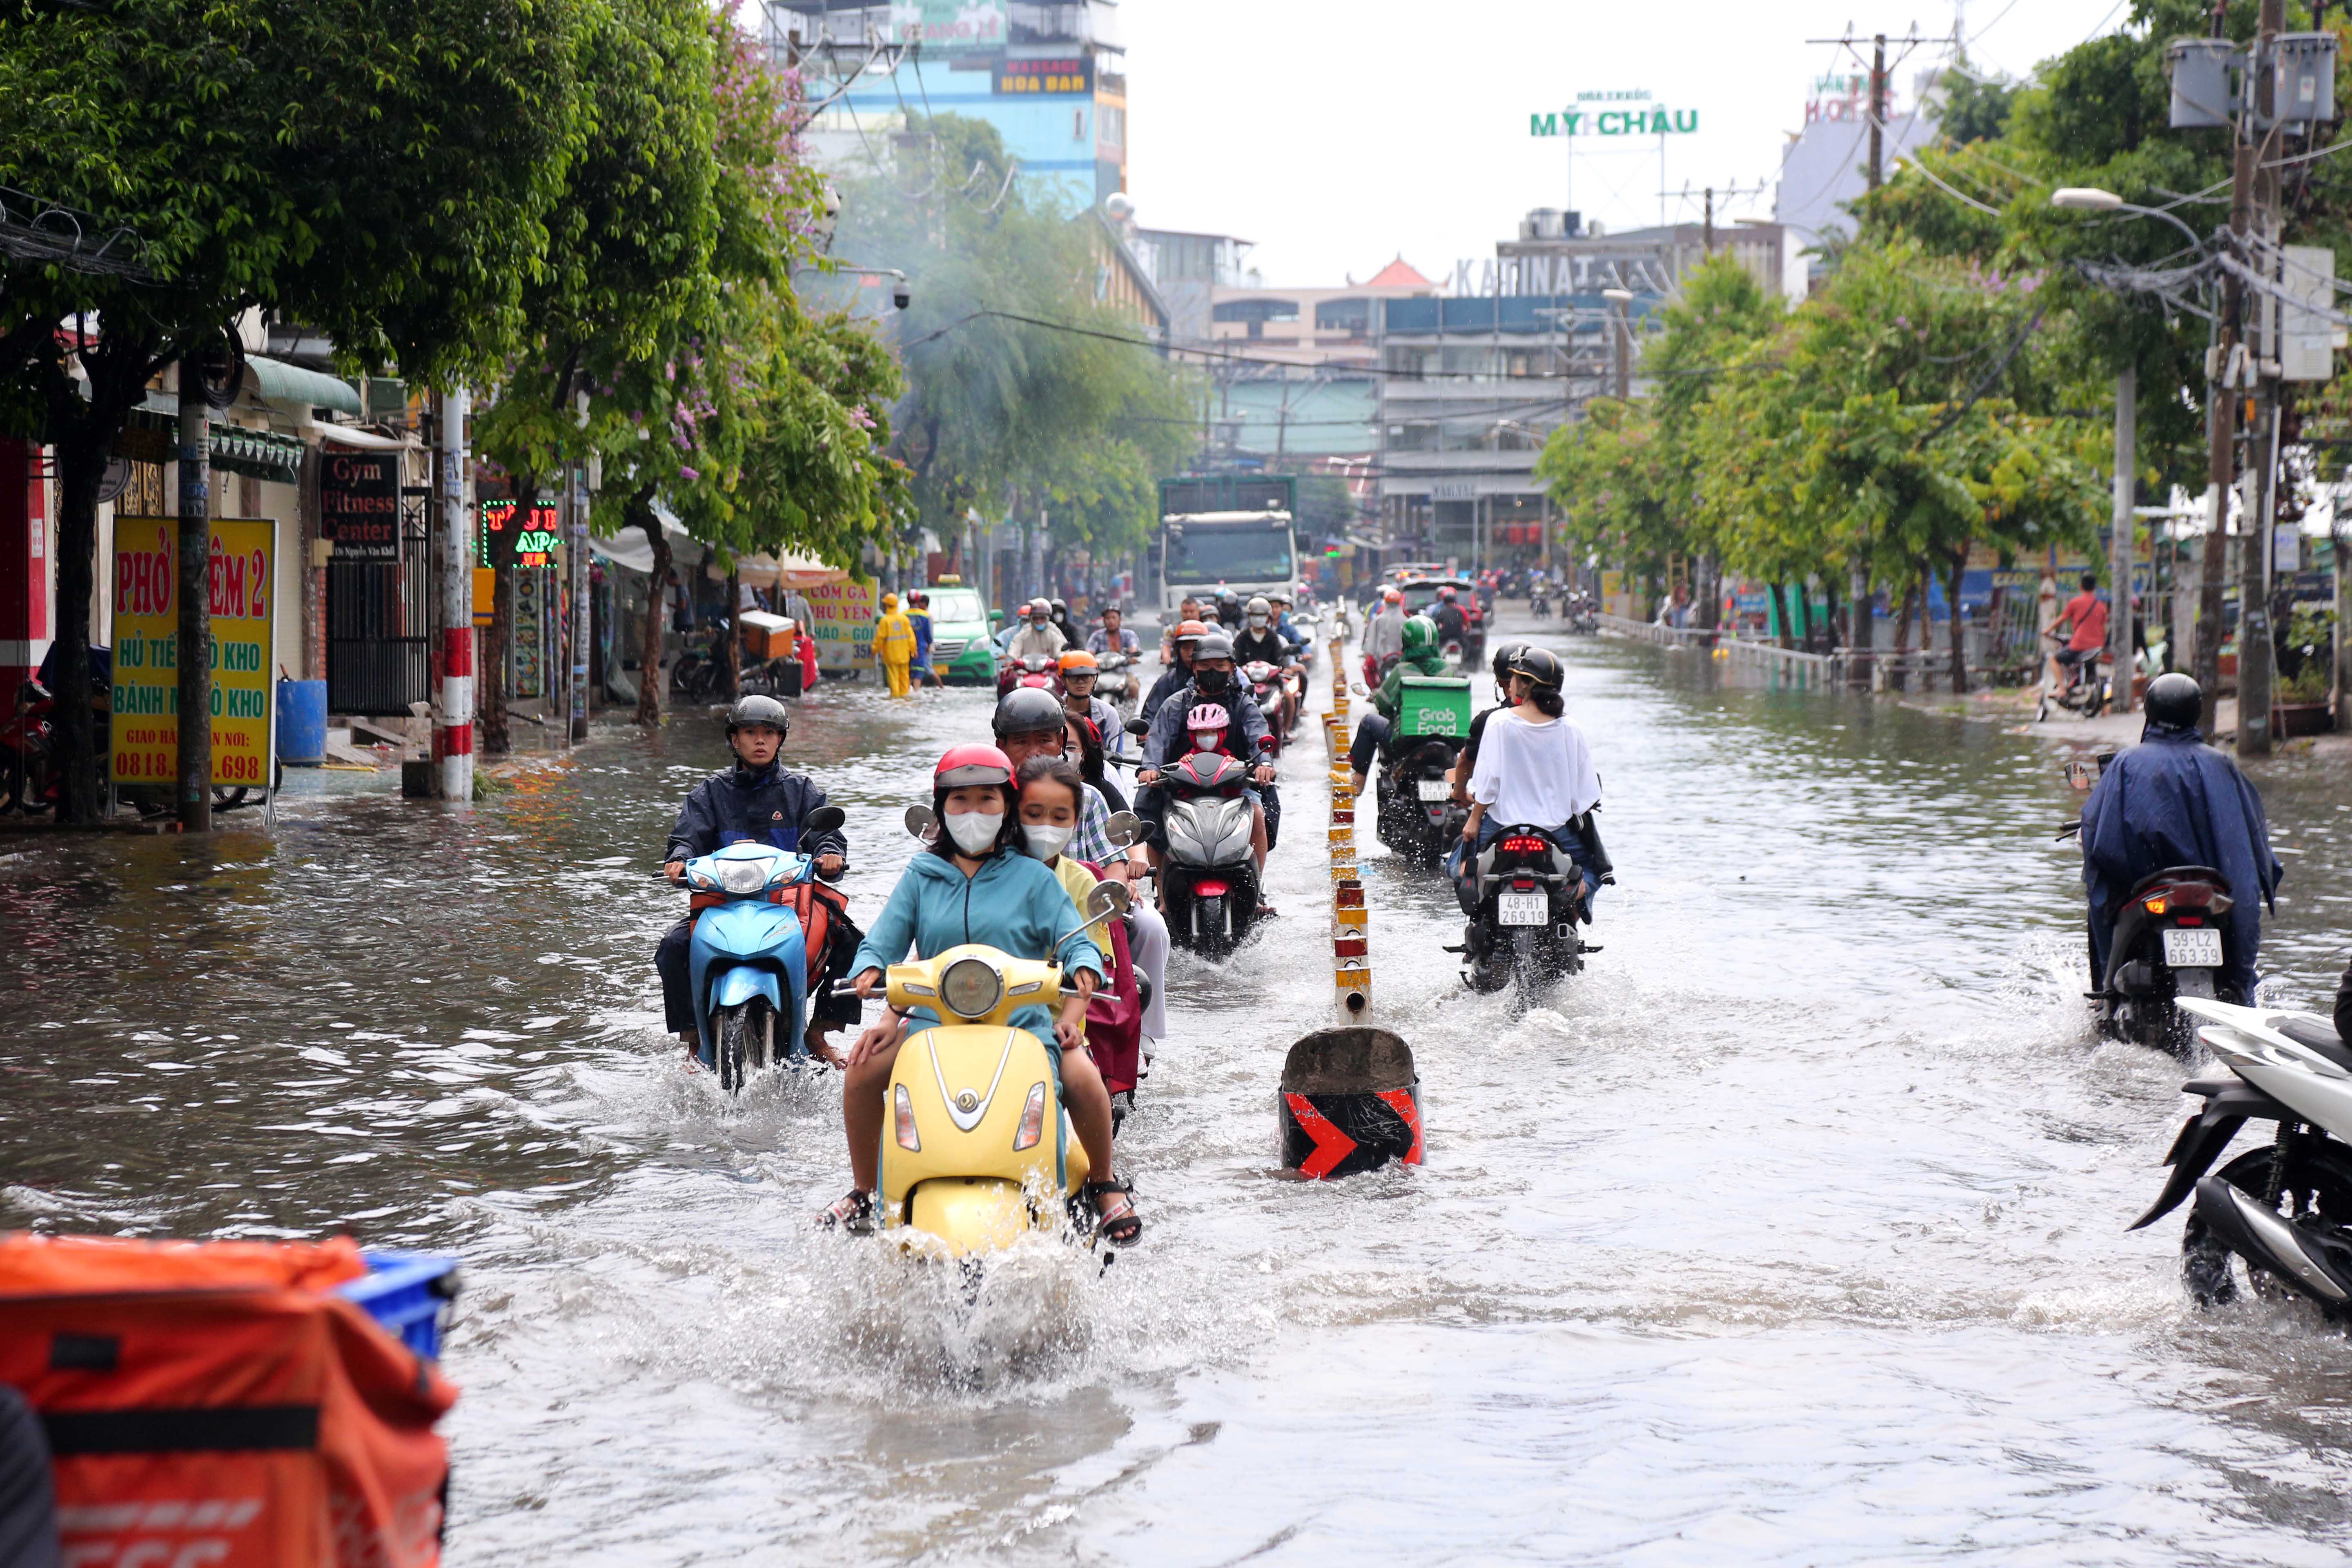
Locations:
1243;660;1296;751
998;653;1061;698
677;804;848;1092
1156;748;1265;958
1094;650;1138;711
1530;590;1552;620
2064;755;2242;1052
2036;631;2110;721
875;881;1132;1257
1565;596;1598;634
1457;821;1605;1000
1374;735;1468;869
2;679;56;814
2130;996;2352;1317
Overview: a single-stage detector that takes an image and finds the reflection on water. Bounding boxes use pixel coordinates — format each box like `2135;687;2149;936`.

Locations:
8;625;2352;1563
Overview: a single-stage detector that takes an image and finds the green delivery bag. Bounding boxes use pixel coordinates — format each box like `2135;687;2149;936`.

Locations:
1396;675;1472;739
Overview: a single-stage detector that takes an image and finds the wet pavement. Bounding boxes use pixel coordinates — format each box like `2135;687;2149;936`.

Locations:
9;611;2352;1564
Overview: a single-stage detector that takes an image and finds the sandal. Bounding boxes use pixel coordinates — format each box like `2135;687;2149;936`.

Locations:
1082;1178;1143;1247
819;1188;874;1235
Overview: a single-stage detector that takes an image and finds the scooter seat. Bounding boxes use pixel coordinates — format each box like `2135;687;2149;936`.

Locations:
2274;1015;2352;1073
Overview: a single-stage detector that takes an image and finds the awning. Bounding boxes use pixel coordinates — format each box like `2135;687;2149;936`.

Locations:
307;421;418;452
247;355;361;417
588;517;703;576
116;396;305;483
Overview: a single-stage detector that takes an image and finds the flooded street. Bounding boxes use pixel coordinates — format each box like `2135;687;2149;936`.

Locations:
13;612;2352;1563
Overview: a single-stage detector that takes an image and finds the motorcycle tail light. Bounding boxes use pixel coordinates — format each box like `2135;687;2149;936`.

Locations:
1511;878;1535;891
1501;835;1549;855
2142;896;2167;915
1013;1082;1047;1150
2177;916;2203;926
893;1084;920;1151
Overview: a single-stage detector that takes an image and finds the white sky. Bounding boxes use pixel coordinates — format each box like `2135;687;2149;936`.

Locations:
1120;0;2136;287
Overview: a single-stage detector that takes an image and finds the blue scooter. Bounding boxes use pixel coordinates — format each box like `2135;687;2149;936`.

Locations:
679;804;846;1091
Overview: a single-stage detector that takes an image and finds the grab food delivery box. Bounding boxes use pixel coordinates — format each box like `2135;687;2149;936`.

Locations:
1395;675;1472;740
0;1233;456;1568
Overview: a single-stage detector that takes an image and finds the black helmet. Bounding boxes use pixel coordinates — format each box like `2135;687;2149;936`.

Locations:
1490;640;1528;683
2144;671;2202;731
992;686;1067;740
1192;630;1236;663
1506;646;1565;692
726;693;789;740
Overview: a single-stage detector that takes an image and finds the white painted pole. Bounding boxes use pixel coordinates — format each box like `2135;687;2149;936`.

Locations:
439;388;474;801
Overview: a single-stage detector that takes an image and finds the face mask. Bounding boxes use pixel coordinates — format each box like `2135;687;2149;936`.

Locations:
1192;730;1224;752
1194;668;1229;695
1248;615;1267;629
944;808;1004;854
1021;822;1074;861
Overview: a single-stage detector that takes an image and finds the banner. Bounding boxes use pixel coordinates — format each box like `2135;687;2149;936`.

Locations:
800;580;878;673
110;518;277;788
318;447;401;560
888;0;1005;52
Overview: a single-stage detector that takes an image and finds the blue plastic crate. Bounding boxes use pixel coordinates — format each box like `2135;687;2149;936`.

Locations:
336;1250;461;1360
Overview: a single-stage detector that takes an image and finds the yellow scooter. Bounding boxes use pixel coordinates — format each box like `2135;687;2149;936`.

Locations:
876;881;1130;1258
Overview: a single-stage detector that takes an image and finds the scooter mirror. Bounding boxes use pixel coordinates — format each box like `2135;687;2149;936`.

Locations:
1103;810;1142;848
1085;880;1133;920
1352;683;1369;697
1124;717;1151;737
903;804;938;840
803;804;846;834
2064;759;2098;791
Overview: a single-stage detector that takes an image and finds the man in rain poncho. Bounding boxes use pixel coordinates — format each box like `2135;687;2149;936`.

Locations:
873;593;916;698
2079;673;2281;1002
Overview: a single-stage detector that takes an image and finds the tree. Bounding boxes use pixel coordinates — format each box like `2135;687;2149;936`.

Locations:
0;0;586;816
829;114;1192;587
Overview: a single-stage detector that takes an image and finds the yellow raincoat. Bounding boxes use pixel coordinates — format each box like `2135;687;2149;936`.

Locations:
874;594;917;698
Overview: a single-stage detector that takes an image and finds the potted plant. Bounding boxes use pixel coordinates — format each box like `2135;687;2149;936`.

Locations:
2273;604;2337;736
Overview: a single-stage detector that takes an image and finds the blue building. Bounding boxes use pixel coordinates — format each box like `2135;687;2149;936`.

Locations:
773;1;1127;212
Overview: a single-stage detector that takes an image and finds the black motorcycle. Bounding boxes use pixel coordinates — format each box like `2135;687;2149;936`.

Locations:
1529;590;1551;620
1374;735;1467;869
1457;819;1608;1000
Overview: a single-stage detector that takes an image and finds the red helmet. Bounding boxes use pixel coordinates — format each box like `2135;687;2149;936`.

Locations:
934;744;1013;789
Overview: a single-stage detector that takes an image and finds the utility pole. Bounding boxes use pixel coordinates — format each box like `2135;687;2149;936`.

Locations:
2237;0;2285;755
175;353;212;833
1704;187;1715;256
1867;34;1888;192
438;388;474;801
570;455;589;744
2111;365;2136;713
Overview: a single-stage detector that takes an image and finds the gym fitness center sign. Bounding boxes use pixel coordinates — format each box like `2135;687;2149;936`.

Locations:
1530;89;1698;138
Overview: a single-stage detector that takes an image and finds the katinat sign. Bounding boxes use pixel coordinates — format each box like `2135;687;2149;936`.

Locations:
1530;89;1698;137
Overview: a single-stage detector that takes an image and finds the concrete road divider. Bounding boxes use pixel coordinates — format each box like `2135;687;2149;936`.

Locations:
1279;1027;1422;1178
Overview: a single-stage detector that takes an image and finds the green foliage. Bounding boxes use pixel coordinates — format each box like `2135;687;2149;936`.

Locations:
1940;68;2019;147
829;113;1196;559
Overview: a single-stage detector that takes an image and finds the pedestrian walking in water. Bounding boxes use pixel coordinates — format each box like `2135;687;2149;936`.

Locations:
874;592;916;698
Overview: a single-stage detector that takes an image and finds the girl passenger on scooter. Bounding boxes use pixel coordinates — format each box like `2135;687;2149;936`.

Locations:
826;746;1142;1243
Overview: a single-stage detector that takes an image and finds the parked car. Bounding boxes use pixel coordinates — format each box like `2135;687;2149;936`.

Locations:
922;584;1002;686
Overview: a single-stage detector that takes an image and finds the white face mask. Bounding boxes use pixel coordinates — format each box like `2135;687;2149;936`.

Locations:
944;808;1004;854
1021;822;1074;861
1248;615;1267;629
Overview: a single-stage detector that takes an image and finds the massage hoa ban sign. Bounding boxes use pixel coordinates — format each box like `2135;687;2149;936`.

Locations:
110;518;278;788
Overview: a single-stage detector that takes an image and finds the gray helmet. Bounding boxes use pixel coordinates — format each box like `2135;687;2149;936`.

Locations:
1192;630;1236;664
726;693;789;741
2144;671;2202;730
992;686;1067;740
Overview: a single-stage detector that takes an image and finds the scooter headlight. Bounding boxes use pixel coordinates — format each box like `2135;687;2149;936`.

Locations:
940;957;1003;1020
715;857;774;895
894;1083;921;1150
1013;1082;1048;1150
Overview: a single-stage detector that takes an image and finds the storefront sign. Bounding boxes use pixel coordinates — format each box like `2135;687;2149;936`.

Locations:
318;448;401;560
1531;89;1698;137
889;0;1004;52
109;517;276;788
995;55;1093;94
800;579;877;673
479;499;561;568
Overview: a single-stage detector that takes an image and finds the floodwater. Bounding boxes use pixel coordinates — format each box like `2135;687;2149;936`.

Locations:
10;612;2352;1564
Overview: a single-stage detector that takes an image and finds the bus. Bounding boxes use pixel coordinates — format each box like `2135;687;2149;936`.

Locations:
1154;475;1298;615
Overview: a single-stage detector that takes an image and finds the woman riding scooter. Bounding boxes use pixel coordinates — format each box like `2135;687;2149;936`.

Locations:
827;746;1140;1244
1454;647;1604;918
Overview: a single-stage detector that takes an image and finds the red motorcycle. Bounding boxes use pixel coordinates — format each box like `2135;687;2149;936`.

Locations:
996;653;1061;698
2;680;56;814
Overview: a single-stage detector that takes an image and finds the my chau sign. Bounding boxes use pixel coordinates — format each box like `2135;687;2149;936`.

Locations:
1531;89;1699;138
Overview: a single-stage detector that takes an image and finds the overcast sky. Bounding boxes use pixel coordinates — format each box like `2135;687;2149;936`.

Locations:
1120;0;2137;287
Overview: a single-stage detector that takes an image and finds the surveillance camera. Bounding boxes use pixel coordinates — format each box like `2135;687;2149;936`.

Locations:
893;285;912;310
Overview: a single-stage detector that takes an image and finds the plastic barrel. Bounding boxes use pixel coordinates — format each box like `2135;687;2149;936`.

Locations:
276;678;327;765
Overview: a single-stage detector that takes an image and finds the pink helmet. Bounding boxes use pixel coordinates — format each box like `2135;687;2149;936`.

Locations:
1186;703;1230;751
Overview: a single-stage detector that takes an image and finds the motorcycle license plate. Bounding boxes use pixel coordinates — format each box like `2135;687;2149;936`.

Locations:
1498;891;1547;927
2162;927;2224;968
1416;780;1451;802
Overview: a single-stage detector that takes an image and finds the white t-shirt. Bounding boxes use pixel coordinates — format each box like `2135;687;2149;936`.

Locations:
1468;708;1601;829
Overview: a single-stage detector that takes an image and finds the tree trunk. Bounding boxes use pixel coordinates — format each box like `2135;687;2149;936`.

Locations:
1891;578;1918;691
1769;582;1793;649
1945;544;1970;695
634;490;667;727
721;568;742;698
1697;553;1720;638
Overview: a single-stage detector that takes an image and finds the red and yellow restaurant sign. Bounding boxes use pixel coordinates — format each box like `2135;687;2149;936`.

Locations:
109;517;277;788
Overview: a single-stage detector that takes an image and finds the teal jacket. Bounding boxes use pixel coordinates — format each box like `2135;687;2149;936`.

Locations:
849;846;1104;1036
1374;645;1450;720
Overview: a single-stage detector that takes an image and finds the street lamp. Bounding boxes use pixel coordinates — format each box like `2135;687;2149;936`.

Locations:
2049;187;2206;252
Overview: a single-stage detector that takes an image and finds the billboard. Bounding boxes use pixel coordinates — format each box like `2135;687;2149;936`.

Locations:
996;55;1093;94
318;447;401;560
800;579;877;673
109;517;277;789
889;0;1005;53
